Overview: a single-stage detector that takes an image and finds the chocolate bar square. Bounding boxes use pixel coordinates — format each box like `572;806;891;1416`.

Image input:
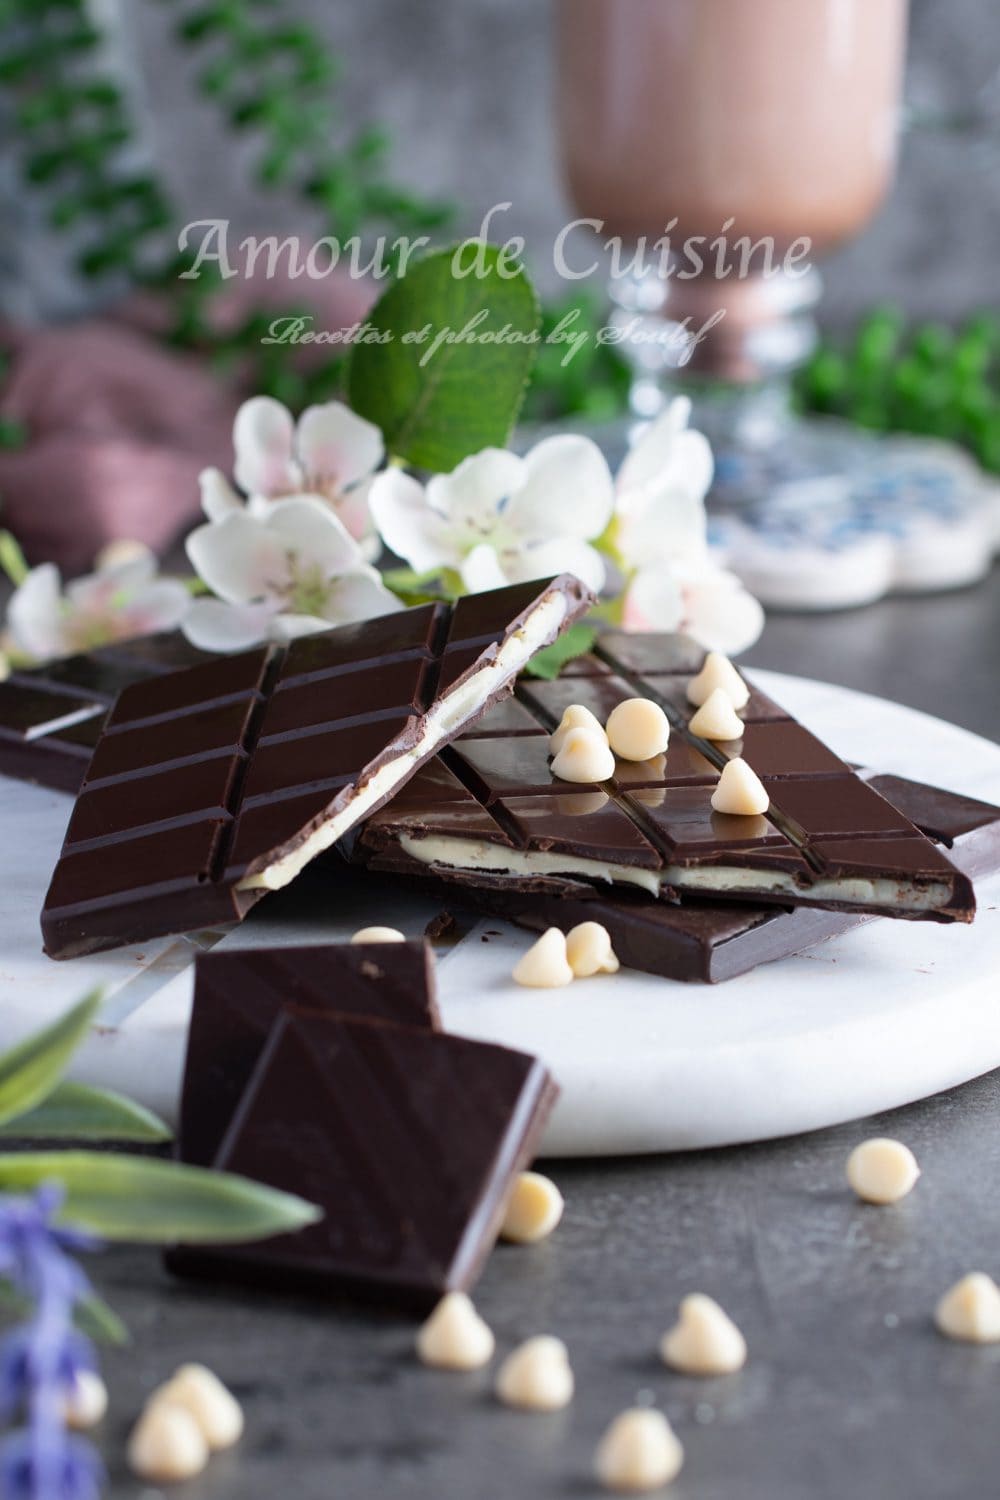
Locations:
179;942;439;1168
176;1009;557;1309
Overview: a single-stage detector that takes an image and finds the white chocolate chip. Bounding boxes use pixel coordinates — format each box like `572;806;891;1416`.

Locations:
501;1171;565;1244
551;726;616;784
512;928;574;988
550;704;606;756
688;688;745;742
660;1294;747;1376
64;1370;108;1430
495;1335;574;1411
416;1291;496;1370
350;926;406;943
595;1408;685;1492
566;921;620;977
710;758;769;816
686;652;751;710
157;1365;243;1451
128;1402;209;1484
935;1273;1000;1343
605;698;670;762
846;1138;920;1205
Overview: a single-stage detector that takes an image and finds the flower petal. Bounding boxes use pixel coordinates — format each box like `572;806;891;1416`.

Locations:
623;567;685;633
119;579;192;636
66;554;156;608
503;536;606;593
181;597;276;653
324;568;404;625
199;467;244;523
233;396;301;497
335;474;380;560
617;489;709;570
263;497;364;578
426;449;525;534
459;543;510;594
505;435;614;542
617;403;714;506
683;571;765;654
296;402;384;492
628;564;764;654
6;563;64;659
269;612;338;642
369;469;458;572
185;513;289;604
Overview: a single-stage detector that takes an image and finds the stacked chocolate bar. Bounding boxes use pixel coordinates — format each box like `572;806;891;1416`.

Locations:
4;577;999;1304
8;580;998;980
169;944;556;1308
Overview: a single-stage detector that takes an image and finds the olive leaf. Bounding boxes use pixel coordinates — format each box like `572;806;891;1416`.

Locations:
0;1152;321;1244
0;1082;171;1143
0;990;102;1128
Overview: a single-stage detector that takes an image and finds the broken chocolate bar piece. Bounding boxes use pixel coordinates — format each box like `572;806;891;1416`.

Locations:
172;1009;558;1309
357;631;975;923
0;633;210;793
864;774;1000;883
453;778;1000;981
179;941;439;1167
370;772;1000;984
40;576;592;958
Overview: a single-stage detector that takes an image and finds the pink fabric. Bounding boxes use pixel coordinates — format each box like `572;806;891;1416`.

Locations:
0;261;378;573
0;321;238;573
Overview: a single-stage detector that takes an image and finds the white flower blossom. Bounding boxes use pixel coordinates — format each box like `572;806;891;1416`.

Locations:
615;399;764;654
368;434;615;594
182;496;400;653
200;395;384;558
7;550;190;662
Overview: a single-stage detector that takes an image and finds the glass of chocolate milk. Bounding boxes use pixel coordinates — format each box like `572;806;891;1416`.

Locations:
555;0;910;482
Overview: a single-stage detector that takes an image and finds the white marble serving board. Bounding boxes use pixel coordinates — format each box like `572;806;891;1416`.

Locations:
2;671;999;1157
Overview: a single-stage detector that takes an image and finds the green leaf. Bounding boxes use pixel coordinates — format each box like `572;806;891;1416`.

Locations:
522;622;598;680
0;1281;128;1344
76;1292;129;1346
0;1153;322;1244
347;243;540;472
0;991;101;1128
0;1082;172;1143
0;529;29;585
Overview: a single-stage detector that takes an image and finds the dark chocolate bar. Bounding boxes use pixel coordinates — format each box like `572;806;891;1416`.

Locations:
357;631;975;924
0;633;210;792
179;941;439;1167
40;576;592;958
438;774;1000;982
172;1008;558;1309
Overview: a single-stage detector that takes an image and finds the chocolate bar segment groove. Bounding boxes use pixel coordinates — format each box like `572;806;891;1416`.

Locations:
41;576;592;958
0;633;211;793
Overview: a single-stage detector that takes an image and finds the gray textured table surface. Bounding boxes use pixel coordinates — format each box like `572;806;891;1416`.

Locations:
94;572;1000;1500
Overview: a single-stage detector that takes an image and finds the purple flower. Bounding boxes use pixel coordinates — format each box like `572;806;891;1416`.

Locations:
0;1188;105;1500
0;1431;103;1500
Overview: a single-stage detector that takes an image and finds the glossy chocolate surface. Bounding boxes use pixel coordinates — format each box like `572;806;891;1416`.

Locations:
0;632;210;792
361;632;975;923
41;576;592;958
179;942;439;1168
172;1008;557;1309
438;772;1000;983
